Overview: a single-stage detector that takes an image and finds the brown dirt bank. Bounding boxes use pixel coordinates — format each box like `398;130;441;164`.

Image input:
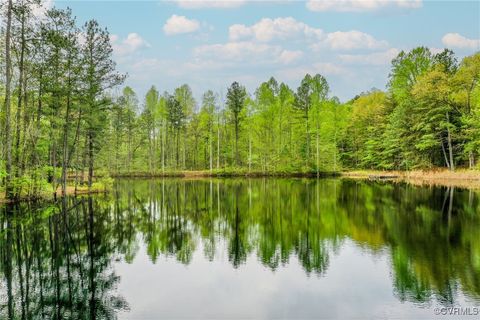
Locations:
0;186;107;204
343;169;480;189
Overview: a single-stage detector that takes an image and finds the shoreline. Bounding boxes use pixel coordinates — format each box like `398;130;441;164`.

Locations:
2;169;479;203
342;169;480;189
112;169;480;189
111;170;340;178
0;186;108;204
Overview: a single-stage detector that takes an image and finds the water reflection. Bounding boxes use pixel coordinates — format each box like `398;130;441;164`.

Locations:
0;178;479;319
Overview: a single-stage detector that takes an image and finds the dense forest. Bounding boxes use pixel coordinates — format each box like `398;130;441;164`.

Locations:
1;0;479;200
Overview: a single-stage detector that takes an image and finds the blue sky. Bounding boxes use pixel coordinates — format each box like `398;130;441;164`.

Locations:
55;0;480;103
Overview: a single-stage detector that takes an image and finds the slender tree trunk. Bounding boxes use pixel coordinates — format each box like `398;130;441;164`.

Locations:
162;119;166;172
3;0;13;199
278;103;283;159
315;108;320;178
61;89;72;195
176;129;179;169
316;130;319;177
446;112;455;171
61;60;76;195
248;133;252;173
235;115;239;166
217;116;220;169
441;138;450;169
333;104;338;173
88;132;94;189
81;135;88;185
33;71;43;168
115;117;120;173
209;125;213;172
21;74;29;175
148;128;152;173
183;129;186;169
14;10;26;180
305;109;310;167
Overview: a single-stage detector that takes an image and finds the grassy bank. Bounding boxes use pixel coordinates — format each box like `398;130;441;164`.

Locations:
343;169;480;189
0;179;113;204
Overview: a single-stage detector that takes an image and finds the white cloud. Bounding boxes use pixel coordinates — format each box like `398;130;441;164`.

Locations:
193;41;302;65
277;50;304;64
306;0;422;12
320;30;389;50
229;17;387;51
339;48;400;65
229;24;254;41
176;0;246;9
441;33;480;49
229;17;323;42
111;33;150;56
163;15;200;35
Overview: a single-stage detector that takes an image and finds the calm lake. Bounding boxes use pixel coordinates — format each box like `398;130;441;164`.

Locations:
1;178;479;319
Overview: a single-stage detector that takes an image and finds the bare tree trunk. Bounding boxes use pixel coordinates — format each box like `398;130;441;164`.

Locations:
235;116;239;166
248;133;252;173
217;116;220;169
441;138;450;169
88;132;94;189
81;135;88;185
183;129;186;169
333;104;338;173
162;119;166;172
446;112;455;171
305;109;310;167
209;125;213;172
148;127;152;173
316;120;319;178
61;87;72;196
3;0;13;199
14;8;26;180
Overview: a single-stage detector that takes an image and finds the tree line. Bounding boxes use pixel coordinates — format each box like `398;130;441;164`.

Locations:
100;49;479;175
1;1;479;200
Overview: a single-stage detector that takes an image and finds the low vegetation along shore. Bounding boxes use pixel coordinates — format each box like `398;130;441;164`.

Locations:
2;169;479;203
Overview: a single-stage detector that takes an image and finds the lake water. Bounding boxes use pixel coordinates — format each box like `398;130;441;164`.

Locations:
1;178;479;319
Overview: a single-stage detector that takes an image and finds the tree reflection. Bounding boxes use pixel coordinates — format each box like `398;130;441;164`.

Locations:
1;178;479;319
0;197;128;319
111;178;480;303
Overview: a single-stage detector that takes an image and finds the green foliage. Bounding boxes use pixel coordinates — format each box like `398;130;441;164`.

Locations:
1;0;479;202
91;176;114;192
338;50;480;171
